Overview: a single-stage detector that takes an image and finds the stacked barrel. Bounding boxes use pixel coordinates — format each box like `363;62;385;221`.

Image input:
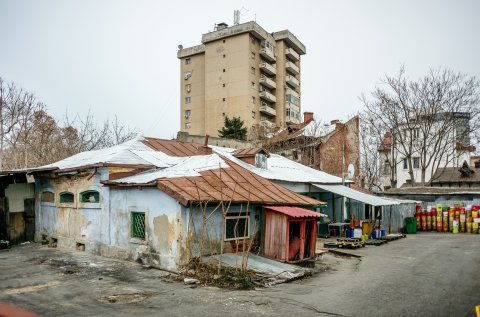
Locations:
414;204;480;234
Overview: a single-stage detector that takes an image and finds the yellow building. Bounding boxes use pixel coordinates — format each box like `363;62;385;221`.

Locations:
178;21;306;140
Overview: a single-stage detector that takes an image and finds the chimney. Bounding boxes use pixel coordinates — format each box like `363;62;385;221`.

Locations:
203;134;210;147
303;112;314;123
330;119;344;130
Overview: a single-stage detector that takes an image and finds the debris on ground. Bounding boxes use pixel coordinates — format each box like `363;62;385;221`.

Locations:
0;240;10;249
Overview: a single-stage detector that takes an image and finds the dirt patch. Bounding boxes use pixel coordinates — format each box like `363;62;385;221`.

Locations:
98;293;148;304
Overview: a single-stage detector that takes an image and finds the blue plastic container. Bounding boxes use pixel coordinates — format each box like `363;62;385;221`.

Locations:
380;229;386;237
372;229;377;239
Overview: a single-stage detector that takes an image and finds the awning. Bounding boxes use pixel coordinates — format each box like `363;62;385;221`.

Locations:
264;206;327;218
312;184;399;207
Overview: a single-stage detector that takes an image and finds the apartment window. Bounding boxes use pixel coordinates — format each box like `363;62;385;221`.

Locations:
131;211;146;240
403;159;408;169
251;96;256;104
251;111;256;118
185;84;191;93
223;83;226;87
223;98;226;102
223;69;226;73
293;150;298;160
81;190;100;203
184;71;192;80
59;192;74;204
185;96;191;104
223;39;226;43
413;128;420;139
413;157;420;169
223;54;226;58
185;58;191;65
251;82;256;89
225;214;249;241
384;161;391;175
250;67;255;75
251;52;255;60
185;122;191;129
185;110;191;119
285;94;300;106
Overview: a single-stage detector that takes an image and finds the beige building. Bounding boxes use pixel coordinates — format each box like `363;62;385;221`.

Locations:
178;21;306;140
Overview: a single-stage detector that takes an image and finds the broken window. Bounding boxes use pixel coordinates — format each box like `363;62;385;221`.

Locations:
225;214;249;241
131;211;146;240
81;190;99;203
59;192;74;204
41;191;54;203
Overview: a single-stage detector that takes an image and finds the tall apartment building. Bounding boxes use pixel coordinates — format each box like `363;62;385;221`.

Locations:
177;21;306;140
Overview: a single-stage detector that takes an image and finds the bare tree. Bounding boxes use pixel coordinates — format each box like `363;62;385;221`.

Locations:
361;67;480;187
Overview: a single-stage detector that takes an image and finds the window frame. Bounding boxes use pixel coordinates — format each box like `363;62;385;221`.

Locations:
185;110;191;119
185;96;191;104
403;159;408;170
413;157;420;169
80;190;100;204
185;84;191;93
131;211;146;240
185;58;191;65
185;122;191;129
224;214;250;241
59;191;75;204
41;190;55;206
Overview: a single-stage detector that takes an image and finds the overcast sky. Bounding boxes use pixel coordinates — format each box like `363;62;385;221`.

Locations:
1;0;479;138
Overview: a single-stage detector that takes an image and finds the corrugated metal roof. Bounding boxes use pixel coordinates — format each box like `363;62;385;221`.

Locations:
233;147;270;158
152;158;325;206
264;206;325;218
212;146;346;184
313;184;399;206
142;137;212;156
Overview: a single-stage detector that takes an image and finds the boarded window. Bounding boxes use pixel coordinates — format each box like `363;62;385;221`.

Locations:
81;190;99;203
59;192;74;204
131;212;146;240
225;215;249;241
41;191;54;203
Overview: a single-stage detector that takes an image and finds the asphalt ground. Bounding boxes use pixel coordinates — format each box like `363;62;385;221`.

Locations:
0;233;479;317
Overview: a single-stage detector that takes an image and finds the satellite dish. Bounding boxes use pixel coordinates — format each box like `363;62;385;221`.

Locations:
178;44;183;50
347;164;355;179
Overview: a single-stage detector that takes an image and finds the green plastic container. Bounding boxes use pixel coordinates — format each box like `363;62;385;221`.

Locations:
405;217;417;234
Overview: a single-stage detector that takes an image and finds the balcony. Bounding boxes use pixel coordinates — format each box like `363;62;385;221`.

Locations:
286;88;299;98
285;61;299;75
286;115;300;124
260;118;275;128
260;62;276;76
285;48;300;61
260;48;276;62
259;104;276;117
260;76;276;89
260;91;277;103
286;102;300;112
286;74;300;88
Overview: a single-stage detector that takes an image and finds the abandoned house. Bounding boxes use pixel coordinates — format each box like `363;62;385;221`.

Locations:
0;137;324;271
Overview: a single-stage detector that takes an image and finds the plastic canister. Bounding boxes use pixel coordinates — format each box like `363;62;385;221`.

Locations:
380;228;386;237
453;220;459;234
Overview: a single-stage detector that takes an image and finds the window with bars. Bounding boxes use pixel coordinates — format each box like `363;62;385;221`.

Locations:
131;211;146;240
225;215;249;241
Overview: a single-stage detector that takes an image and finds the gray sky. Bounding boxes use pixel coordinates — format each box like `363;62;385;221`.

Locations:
1;0;479;138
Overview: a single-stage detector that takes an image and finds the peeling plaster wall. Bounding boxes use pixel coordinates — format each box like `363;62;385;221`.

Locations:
109;187;184;271
36;167;111;249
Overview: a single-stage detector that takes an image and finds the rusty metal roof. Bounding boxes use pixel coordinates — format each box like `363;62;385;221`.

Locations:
264;206;325;218
233;147;270;158
142;137;212;157
155;158;324;206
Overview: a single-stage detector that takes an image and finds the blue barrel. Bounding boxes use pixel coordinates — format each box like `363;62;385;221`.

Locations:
372;229;377;239
380;229;386;237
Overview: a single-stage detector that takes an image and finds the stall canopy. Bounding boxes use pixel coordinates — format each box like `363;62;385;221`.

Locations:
312;184;399;206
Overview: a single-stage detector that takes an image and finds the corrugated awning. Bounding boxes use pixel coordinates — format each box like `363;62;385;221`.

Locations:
264;206;327;218
312;184;400;207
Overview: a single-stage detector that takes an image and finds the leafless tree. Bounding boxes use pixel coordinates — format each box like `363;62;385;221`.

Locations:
361;67;480;187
